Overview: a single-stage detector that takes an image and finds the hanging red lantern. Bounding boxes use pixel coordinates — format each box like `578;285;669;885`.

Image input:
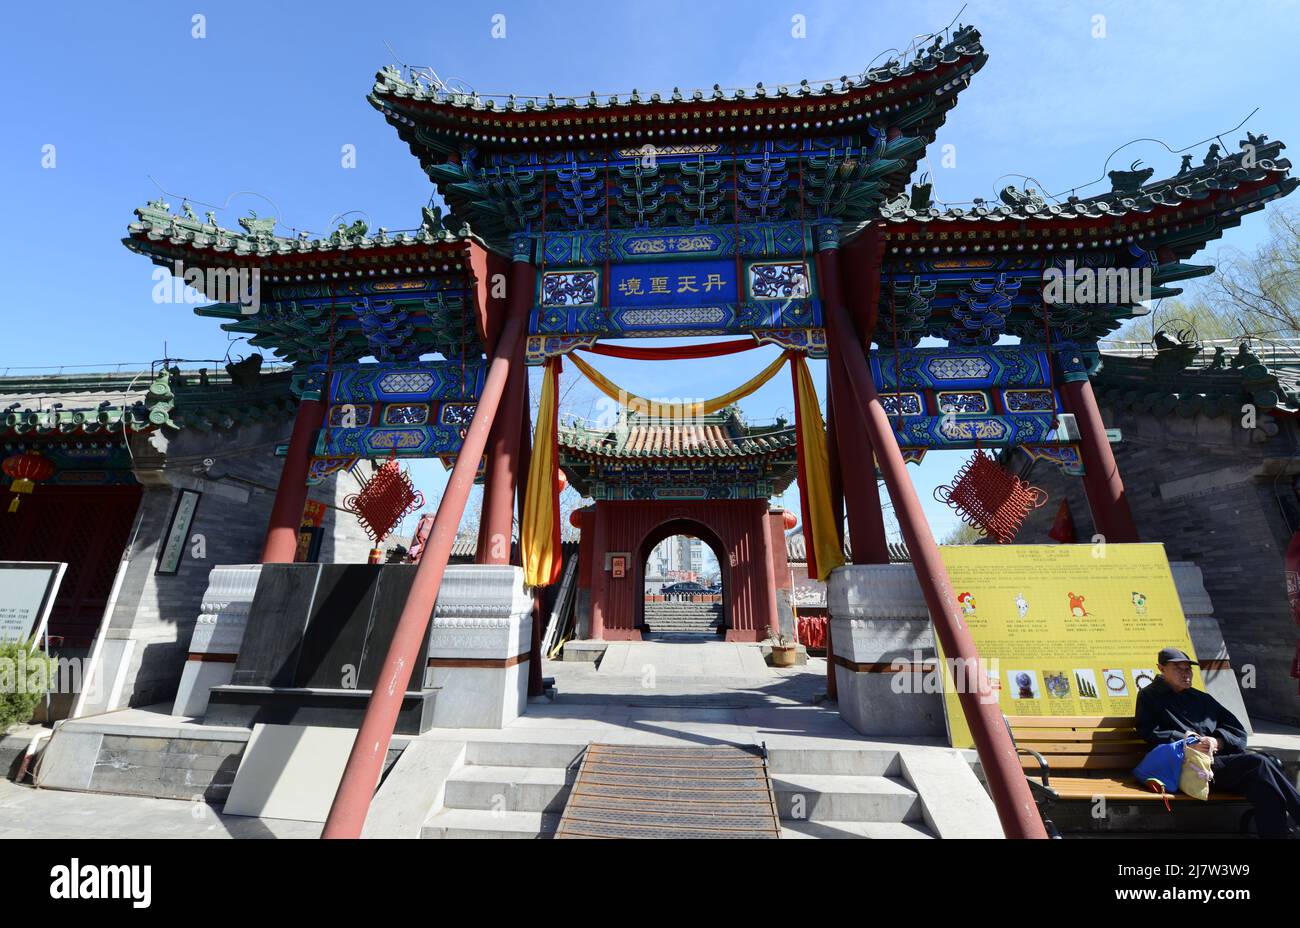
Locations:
3;451;55;513
781;509;798;530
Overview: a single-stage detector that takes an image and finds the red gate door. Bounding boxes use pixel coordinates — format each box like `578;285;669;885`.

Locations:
0;484;143;648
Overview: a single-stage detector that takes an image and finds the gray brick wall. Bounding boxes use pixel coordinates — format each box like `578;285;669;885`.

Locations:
96;417;372;711
1015;402;1300;727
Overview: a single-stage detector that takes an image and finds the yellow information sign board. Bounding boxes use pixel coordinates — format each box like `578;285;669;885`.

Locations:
935;543;1201;749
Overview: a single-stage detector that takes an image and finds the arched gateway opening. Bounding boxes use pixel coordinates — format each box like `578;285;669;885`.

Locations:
638;523;725;638
562;407;802;642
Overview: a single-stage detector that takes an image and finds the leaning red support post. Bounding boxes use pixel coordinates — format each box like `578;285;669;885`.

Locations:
321;262;533;839
825;297;1047;840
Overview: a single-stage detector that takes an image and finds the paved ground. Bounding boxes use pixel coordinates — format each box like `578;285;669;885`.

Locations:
596;640;772;678
3;643;1296;838
545;650;830;708
0;651;858;837
0;779;321;839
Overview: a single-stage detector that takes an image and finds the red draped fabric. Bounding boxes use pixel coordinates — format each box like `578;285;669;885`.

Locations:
797;615;827;650
581;339;758;361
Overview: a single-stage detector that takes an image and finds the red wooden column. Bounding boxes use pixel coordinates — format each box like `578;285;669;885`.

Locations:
1070;378;1139;542
1060;356;1139;543
477;317;527;565
260;391;326;563
827;228;1046;839
825;374;846;546
817;242;890;564
322;256;534;839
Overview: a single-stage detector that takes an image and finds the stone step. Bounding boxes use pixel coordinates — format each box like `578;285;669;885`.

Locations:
644;606;722;613
644;612;721;617
465;740;586;769
643;623;721;630
422;808;559;839
772;773;921;823
442;765;573;813
645;604;722;608
766;747;901;777
644;614;722;622
644;616;721;621
781;820;934;839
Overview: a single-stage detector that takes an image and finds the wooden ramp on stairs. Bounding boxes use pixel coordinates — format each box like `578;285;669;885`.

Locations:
555;743;781;839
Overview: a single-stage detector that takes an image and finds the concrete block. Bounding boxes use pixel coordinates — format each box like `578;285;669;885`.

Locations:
898;748;1002;838
362;741;466;839
422;808;559;839
33;729;103;791
442;765;572;813
464;741;586;769
171;565;261;718
426;565;534;729
559;640;605;663
765;746;900;777
223;724;368;822
428;664;528;729
827;567;946;739
834;663;947;738
771;773;920;822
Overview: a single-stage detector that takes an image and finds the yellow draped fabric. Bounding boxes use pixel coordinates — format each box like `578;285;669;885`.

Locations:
791;353;845;580
522;357;563;586
567;350;789;419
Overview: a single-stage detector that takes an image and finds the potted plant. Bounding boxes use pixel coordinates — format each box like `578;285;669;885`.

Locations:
766;625;797;667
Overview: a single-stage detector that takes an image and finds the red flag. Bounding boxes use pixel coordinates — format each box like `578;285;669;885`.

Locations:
1048;499;1076;544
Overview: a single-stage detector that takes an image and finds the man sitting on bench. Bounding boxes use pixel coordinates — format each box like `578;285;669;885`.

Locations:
1136;647;1299;838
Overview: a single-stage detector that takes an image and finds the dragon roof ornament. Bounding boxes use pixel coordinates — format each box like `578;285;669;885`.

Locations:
876;137;1295;225
373;24;984;114
125;200;473;261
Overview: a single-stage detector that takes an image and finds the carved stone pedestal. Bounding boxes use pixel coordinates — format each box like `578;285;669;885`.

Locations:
424;564;534;729
828;565;946;738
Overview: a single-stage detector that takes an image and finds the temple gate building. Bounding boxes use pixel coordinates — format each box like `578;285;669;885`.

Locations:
10;22;1297;839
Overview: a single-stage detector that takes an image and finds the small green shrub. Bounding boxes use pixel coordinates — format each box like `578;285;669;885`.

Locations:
0;639;55;730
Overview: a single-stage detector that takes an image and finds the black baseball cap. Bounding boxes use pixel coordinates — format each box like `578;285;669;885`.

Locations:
1157;647;1198;666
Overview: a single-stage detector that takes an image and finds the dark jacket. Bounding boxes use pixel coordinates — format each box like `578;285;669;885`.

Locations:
1134;676;1248;754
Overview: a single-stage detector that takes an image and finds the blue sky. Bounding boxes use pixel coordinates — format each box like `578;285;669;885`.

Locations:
2;0;1296;541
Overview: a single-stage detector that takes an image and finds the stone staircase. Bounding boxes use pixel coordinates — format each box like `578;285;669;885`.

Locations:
421;740;934;839
643;600;723;635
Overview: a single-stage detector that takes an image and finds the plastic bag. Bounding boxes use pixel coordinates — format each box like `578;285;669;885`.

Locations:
1180;739;1214;800
1133;739;1187;796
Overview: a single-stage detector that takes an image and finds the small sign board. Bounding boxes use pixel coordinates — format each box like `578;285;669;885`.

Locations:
0;561;67;644
156;489;201;575
934;544;1198;749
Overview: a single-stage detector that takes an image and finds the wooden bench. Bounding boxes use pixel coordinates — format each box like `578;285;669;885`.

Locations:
1005;715;1245;808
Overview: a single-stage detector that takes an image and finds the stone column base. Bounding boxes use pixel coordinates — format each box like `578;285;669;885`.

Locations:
425;565;534;729
827;560;1251;740
172;565;261;718
828;565;946;738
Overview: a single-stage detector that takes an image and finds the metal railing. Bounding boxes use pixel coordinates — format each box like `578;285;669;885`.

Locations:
1099;336;1300;368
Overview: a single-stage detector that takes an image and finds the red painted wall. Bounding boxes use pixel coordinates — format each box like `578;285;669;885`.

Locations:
587;499;778;642
575;509;594;589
